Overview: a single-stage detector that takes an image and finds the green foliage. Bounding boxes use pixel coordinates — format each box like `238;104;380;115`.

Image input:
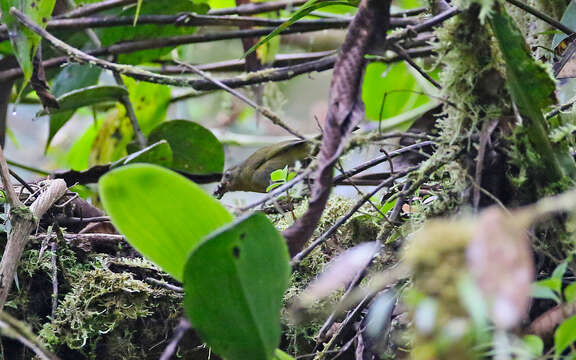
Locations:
266;165;297;192
39;85;128;116
148;120;224;174
555;315;576;358
99;164;233;281
46;64;102;149
245;0;356;57
123;77;171;135
362;62;435;129
96;0;209;64
184;213;290;360
0;0;56;87
111;140;173;168
489;8;576;181
523;335;544;358
274;349;296;360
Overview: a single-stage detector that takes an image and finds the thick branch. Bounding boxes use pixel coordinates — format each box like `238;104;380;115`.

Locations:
0;179;67;309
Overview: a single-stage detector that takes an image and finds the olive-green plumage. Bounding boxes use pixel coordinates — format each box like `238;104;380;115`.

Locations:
221;140;313;193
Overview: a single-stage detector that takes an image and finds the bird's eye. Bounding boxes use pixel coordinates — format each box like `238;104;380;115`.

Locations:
223;172;232;181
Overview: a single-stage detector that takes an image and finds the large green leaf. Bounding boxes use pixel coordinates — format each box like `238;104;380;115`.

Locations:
184;213;290;360
0;0;56;86
46;64;102;150
100;164;233;281
111;140;173;168
362;62;433;128
489;8;576;181
148;120;224;174
39;85;128;115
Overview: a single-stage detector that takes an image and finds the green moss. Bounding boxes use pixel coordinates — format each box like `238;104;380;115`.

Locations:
39;268;180;358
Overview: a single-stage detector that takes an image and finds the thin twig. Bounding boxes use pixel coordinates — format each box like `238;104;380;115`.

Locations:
55;215;110;225
55;0;136;19
546;94;576;119
0;14;357;41
159;319;192;360
145;277;184;293
50;242;58;317
505;0;573;35
155;50;335;74
174;59;305;139
209;0;315;15
387;6;459;43
8;169;35;194
390;42;441;89
291;166;418;266
113;72;147;148
6;160;50;176
333;141;434;183
237;167;315;212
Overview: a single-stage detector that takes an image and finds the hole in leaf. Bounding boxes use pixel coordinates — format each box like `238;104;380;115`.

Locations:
232;246;241;258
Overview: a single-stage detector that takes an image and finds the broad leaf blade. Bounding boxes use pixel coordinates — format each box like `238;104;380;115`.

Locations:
100;164;233;281
46;64;101;150
39;85;128;116
0;0;56;85
112;140;173;168
489;8;576;181
184;213;290;360
148;120;224;174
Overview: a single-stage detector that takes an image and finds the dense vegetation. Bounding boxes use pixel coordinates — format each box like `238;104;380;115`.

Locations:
2;0;576;359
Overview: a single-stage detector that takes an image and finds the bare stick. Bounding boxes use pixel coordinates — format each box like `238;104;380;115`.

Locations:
505;0;573;35
159;319;192;360
390;42;441;89
0;14;355;41
113;72;147;148
290;167;417;266
174;59;305;139
50;242;58;317
333;141;434;183
8;8;334;95
55;0;135;18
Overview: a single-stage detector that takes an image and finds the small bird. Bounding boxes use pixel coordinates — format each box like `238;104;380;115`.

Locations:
216;139;314;195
